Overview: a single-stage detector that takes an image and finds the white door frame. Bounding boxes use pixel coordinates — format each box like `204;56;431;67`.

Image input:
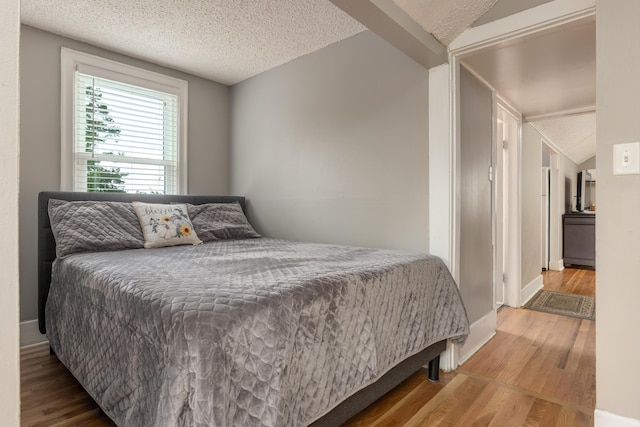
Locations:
494;96;522;308
494;104;505;307
496;98;522;310
429;0;595;370
541;165;551;271
539;141;565;271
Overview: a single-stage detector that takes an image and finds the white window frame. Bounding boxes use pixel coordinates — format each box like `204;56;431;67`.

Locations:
61;47;188;193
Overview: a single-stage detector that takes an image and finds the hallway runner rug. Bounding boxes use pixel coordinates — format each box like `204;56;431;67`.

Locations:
524;290;595;320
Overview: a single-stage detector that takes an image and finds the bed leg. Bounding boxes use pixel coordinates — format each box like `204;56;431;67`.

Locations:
428;355;440;382
49;345;56;356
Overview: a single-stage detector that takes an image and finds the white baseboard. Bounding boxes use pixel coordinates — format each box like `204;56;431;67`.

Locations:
20;319;48;347
595;409;640;427
549;259;564;271
458;310;496;365
521;274;544;306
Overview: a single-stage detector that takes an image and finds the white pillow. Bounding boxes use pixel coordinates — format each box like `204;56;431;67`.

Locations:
132;202;202;249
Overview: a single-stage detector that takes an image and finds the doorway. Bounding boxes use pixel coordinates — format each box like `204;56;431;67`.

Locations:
435;2;594;369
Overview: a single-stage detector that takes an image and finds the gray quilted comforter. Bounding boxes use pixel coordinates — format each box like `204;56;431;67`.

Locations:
46;238;469;427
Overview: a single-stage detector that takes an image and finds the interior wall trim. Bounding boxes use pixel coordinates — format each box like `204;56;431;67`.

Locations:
20;320;47;348
457;310;496;365
521;274;544;307
495;97;523;310
526;106;596;122
549;259;565;271
529;121;573;161
429;63;458;372
449;0;595;55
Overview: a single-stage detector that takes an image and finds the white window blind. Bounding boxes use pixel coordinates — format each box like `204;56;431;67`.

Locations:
74;72;179;194
61;48;188;194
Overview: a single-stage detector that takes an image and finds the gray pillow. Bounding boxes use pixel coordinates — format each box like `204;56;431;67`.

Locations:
48;199;144;258
187;202;261;242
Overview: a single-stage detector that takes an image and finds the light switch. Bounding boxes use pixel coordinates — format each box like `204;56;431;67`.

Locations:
613;142;640;175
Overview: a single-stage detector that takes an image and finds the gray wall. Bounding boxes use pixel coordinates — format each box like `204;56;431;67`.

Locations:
19;25;230;321
578;155;596;170
555;151;579;270
558;154;578;214
230;31;429;252
521;123;542;288
596;0;640;421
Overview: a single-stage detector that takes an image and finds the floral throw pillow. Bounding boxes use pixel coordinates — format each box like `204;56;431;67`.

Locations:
132;202;202;249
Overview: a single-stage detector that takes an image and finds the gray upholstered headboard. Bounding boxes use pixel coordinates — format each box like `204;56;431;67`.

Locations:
38;191;247;334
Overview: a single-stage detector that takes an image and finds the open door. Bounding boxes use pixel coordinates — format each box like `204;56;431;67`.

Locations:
456;65;496;363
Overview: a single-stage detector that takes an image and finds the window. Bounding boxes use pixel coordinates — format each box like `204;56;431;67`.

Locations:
61;48;188;194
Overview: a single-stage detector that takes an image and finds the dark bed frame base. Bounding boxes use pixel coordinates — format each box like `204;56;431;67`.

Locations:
49;340;443;426
38;191;446;427
309;341;445;427
428;355;441;382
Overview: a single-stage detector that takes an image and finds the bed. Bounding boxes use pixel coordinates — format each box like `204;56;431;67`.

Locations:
38;191;469;427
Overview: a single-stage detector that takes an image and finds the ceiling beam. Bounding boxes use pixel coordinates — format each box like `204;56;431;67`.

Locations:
525;106;596;122
330;0;447;69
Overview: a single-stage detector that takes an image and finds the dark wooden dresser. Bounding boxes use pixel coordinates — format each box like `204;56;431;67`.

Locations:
563;212;596;268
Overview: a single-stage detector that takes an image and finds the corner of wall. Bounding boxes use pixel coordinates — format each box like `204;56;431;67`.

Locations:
20;320;48;347
549;259;564;271
457;310;497;365
521;274;543;306
595;409;640;427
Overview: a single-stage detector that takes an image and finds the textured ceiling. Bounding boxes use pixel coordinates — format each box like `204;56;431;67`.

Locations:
20;0;502;85
392;0;498;45
20;0;366;85
21;0;595;164
460;16;596;164
460;17;595;119
531;113;596;165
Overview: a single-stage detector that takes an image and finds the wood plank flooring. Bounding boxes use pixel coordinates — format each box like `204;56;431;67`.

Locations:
540;267;595;297
20;345;115;427
20;268;595;426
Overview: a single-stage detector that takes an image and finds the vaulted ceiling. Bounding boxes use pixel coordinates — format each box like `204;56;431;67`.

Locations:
20;0;595;164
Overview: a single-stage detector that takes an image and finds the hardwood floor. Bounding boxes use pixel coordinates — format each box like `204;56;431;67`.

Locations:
541;267;595;297
20;345;115;427
20;268;595;426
